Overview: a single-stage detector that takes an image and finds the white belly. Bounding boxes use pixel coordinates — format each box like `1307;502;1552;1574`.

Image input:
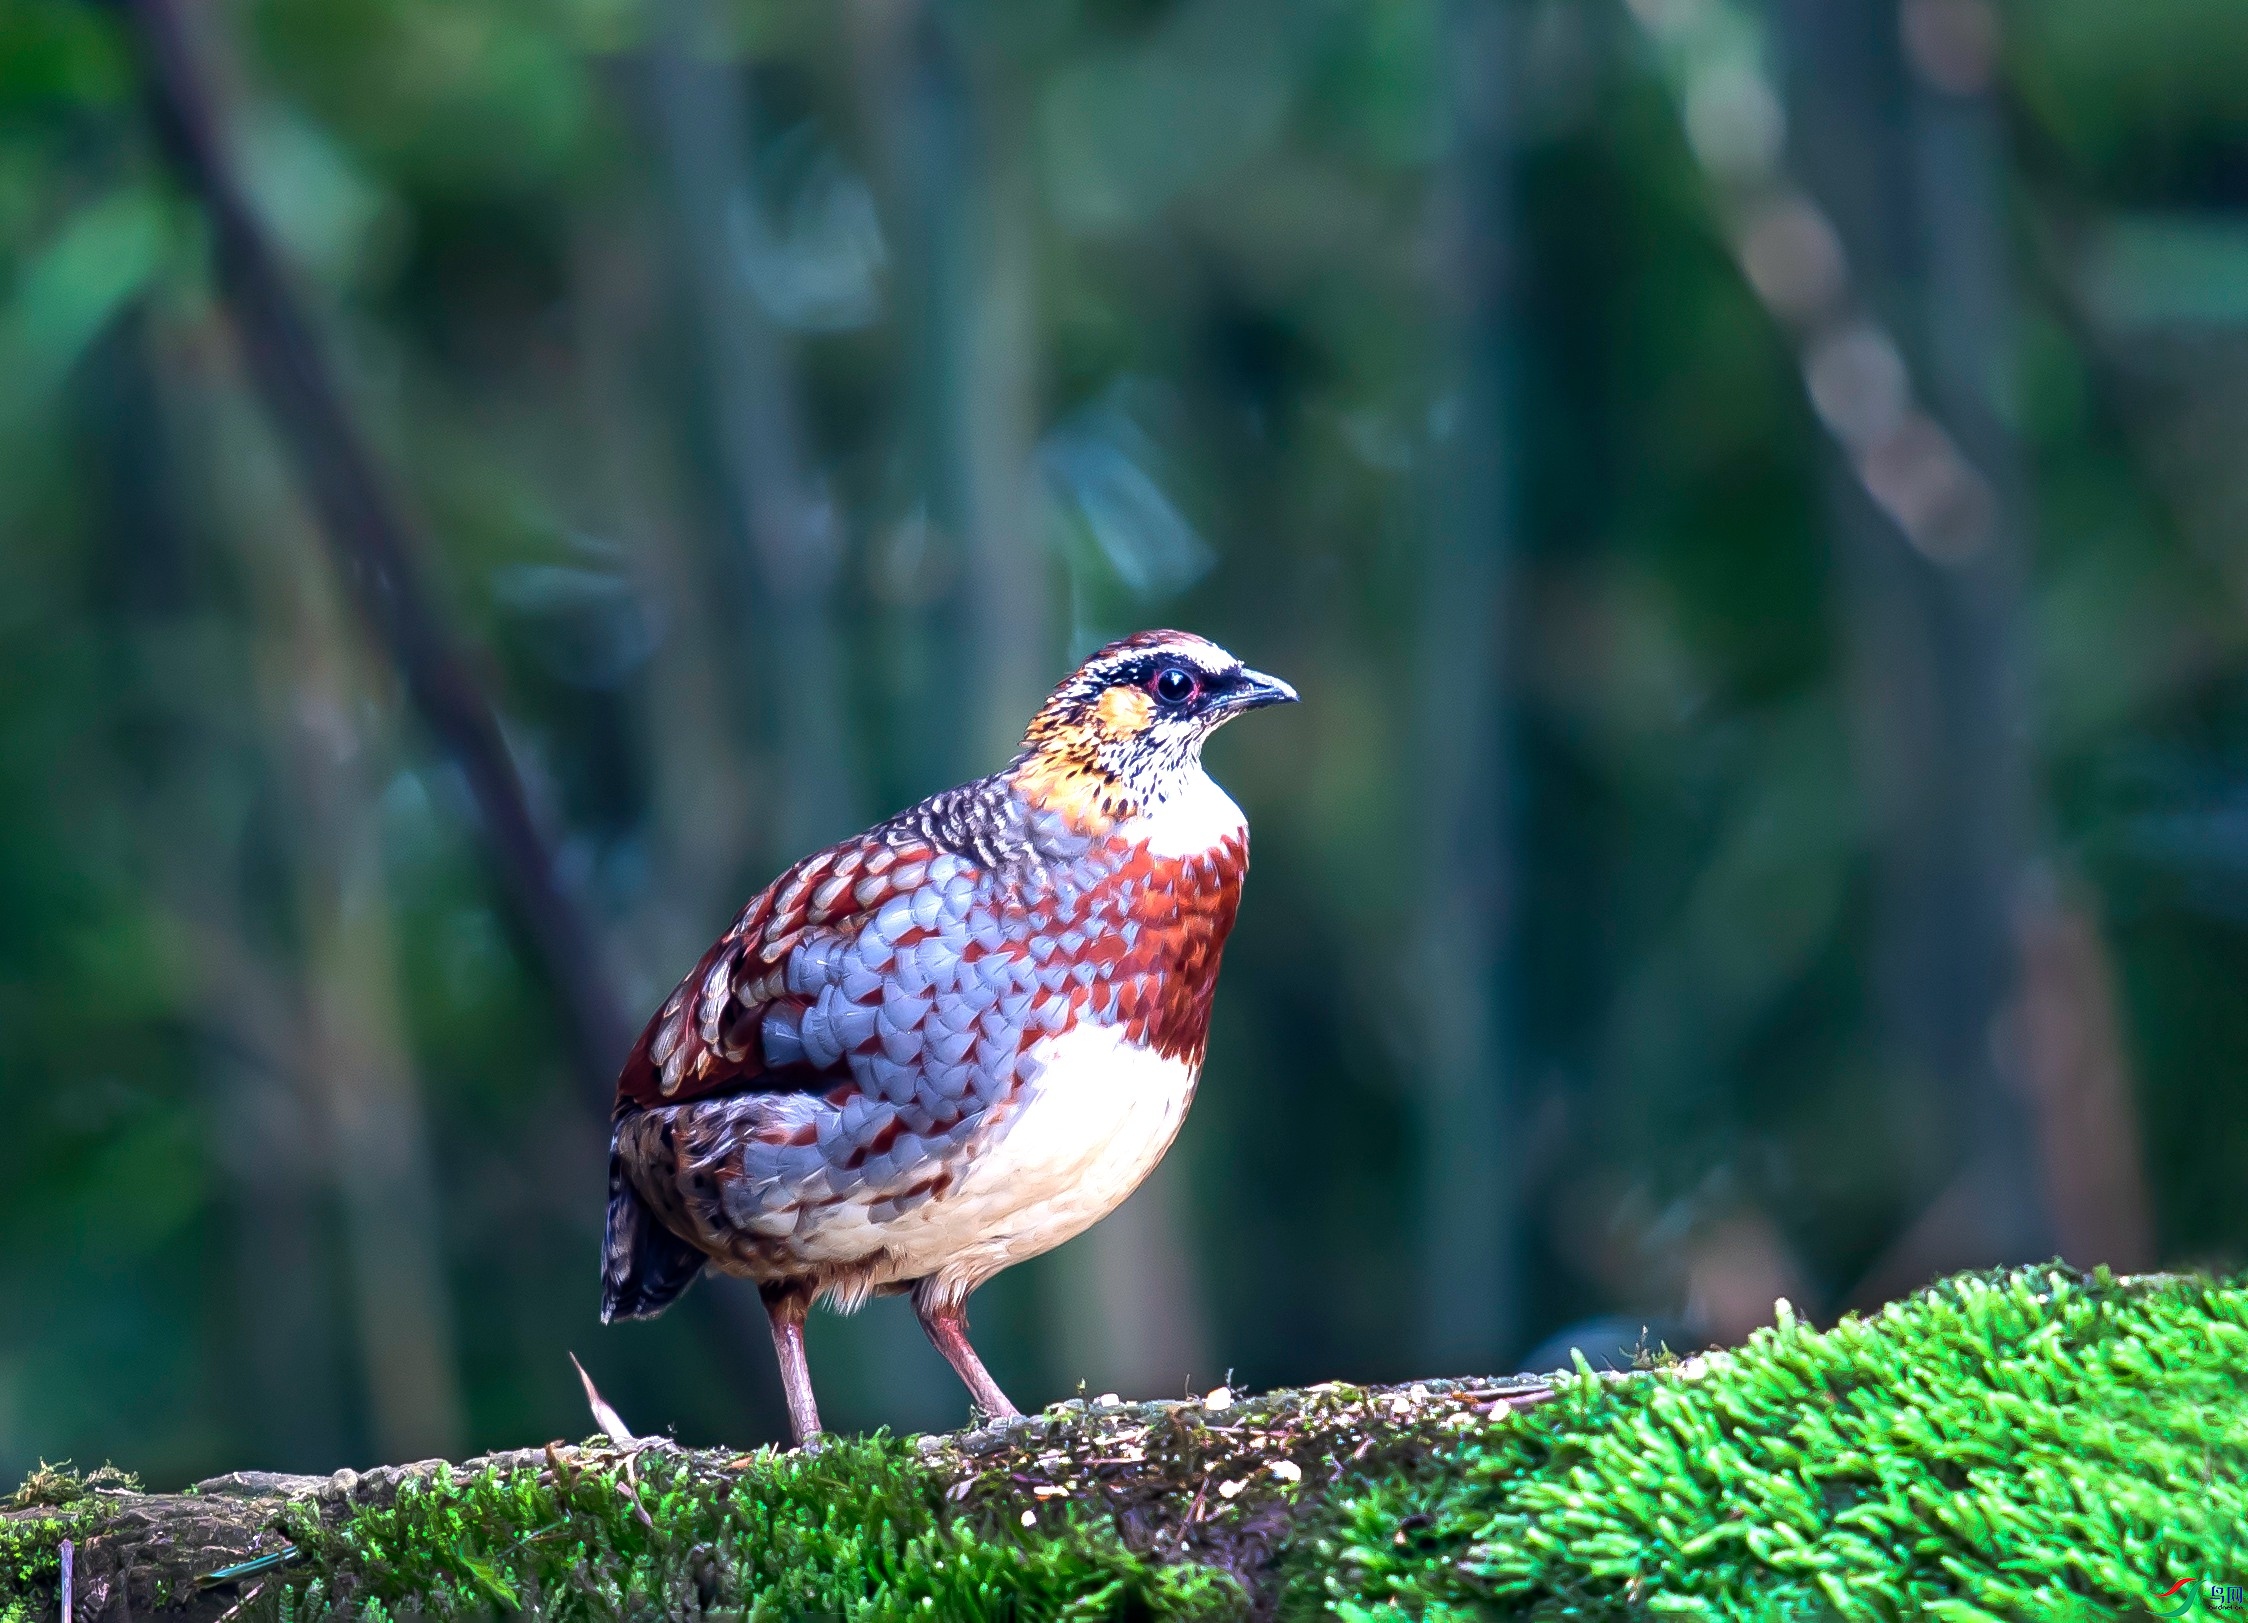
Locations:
822;1023;1200;1302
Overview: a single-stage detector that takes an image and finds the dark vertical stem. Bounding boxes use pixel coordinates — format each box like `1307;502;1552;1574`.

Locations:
127;0;630;1099
1774;0;2052;1280
1418;0;1523;1371
647;0;860;858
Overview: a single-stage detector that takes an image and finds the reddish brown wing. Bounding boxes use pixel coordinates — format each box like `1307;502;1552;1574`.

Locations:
613;831;945;1112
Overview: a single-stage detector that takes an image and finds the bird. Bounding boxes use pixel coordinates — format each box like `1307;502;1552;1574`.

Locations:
599;629;1297;1443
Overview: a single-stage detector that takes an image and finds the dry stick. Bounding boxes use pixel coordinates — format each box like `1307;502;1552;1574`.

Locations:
125;0;630;1101
58;1539;71;1623
569;1351;642;1448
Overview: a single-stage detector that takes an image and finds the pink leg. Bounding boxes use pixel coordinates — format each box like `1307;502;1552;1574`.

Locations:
913;1284;1022;1423
761;1285;823;1446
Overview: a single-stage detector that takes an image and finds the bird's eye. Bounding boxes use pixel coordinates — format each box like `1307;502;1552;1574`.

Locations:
1150;666;1199;707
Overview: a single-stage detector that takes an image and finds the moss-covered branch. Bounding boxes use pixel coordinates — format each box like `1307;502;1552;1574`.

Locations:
7;1265;2244;1621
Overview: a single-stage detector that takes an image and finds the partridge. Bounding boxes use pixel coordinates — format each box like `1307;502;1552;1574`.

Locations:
600;629;1296;1442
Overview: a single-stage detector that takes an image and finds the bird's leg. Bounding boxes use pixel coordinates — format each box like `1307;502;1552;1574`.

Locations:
912;1282;1022;1423
760;1283;823;1446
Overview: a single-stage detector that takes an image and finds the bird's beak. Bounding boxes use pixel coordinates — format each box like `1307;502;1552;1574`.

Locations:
1216;668;1299;713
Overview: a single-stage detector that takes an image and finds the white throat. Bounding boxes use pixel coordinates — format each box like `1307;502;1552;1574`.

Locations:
1129;764;1246;858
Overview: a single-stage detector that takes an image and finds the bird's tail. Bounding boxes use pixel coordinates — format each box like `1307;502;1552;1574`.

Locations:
600;1151;708;1322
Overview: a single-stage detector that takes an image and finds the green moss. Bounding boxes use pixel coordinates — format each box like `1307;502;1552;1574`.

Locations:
0;1508;93;1623
274;1432;1244;1621
11;1267;2248;1619
1289;1266;2248;1620
0;1457;141;1623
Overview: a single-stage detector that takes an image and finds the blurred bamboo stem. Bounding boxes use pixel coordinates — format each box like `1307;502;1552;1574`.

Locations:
1051;1161;1213;1403
294;719;467;1461
567;224;755;960
307;824;468;1463
1630;0;2072;1274
246;489;466;1461
565;219;805;1438
900;16;1209;1403
1416;0;1525;1372
127;0;630;1099
2010;890;2154;1269
938;121;1046;766
1776;0;2052;1269
111;311;362;1462
847;0;1052;756
648;0;860;858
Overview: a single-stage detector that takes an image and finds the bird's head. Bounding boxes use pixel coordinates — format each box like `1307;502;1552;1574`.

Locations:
1012;629;1297;829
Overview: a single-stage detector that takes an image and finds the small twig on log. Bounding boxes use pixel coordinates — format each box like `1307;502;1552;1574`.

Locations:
124;0;631;1101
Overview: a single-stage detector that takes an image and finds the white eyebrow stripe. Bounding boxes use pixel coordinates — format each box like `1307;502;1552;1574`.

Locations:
1157;643;1230;673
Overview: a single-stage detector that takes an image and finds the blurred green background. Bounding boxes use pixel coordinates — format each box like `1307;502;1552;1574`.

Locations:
3;0;2245;1483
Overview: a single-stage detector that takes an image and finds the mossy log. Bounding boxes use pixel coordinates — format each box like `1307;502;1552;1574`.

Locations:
7;1265;2245;1621
1;1374;1558;1622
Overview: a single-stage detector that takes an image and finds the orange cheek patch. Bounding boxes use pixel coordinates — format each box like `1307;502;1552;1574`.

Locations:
1011;749;1122;836
1095;686;1154;735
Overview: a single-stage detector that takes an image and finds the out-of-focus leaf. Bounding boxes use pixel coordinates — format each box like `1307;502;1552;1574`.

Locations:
0;0;131;115
4;187;171;404
731;124;886;332
238;105;398;287
2083;213;2248;329
1038;0;1295;231
489;554;666;688
1040;381;1214;645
